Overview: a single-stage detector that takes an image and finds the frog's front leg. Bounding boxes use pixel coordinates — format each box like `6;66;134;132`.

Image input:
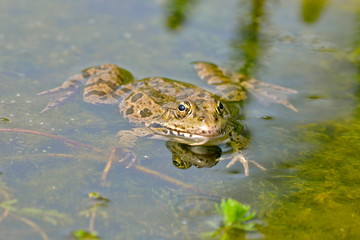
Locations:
227;132;266;176
116;127;153;168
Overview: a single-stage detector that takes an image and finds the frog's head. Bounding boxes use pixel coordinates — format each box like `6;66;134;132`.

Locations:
149;97;231;145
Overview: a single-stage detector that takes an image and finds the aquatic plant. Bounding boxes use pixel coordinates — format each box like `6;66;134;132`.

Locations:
0;117;10;123
0;198;70;240
257;116;360;239
203;198;257;239
71;229;102;240
72;192;109;240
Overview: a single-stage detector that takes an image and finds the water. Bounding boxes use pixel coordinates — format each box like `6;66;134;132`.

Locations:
0;0;359;239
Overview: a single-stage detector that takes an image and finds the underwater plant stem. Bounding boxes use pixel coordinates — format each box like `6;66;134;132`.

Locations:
0;208;10;222
88;211;96;233
0;128;103;152
101;147;117;185
0;128;201;191
16;215;49;240
133;165;198;191
0;185;13;222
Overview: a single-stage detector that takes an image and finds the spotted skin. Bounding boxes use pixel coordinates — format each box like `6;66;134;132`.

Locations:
38;64;135;112
38;62;298;175
193;61;298;111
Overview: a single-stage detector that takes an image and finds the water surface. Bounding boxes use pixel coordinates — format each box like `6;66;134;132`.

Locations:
0;0;359;239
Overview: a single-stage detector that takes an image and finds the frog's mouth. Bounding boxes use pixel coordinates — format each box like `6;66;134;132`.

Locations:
149;123;231;145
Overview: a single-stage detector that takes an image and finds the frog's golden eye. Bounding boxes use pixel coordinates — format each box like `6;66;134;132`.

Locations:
216;101;225;114
176;101;191;118
218;101;224;110
178;103;186;111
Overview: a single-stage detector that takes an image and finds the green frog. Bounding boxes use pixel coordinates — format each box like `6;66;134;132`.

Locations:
38;62;297;176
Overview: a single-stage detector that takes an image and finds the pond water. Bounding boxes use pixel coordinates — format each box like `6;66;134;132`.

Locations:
0;0;359;239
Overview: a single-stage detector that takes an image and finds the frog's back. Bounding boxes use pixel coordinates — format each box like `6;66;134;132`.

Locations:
118;77;218;126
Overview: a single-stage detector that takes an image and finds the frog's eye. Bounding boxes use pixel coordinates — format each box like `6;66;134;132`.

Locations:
176;101;191;118
178;104;186;111
218;101;224;110
216;101;225;113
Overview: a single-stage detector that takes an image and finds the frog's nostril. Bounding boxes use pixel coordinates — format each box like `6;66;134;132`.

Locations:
198;116;206;121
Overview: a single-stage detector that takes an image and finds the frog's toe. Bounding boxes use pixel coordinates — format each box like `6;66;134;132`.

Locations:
226;154;266;176
38;73;85;113
118;150;136;168
226;154;249;176
242;79;298;112
39;90;77;113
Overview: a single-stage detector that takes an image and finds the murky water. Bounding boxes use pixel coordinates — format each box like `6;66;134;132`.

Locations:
0;0;359;239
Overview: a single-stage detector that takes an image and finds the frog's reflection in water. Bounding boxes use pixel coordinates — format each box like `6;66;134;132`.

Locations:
166;141;222;169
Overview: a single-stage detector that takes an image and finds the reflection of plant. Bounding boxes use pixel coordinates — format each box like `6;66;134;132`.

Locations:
301;0;329;24
203;198;257;240
164;0;196;30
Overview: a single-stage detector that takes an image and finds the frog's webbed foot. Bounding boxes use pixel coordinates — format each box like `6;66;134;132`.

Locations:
227;133;266;176
192;61;298;111
192;61;248;102
116;128;153;167
118;148;137;168
192;61;232;85
226;153;266;176
37;74;85;113
241;78;298;112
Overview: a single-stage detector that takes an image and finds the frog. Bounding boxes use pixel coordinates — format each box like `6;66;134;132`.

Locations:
38;62;297;176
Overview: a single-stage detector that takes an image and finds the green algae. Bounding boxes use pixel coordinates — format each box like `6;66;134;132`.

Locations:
256;108;360;239
251;15;360;238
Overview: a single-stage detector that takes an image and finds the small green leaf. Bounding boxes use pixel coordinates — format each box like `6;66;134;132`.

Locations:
71;229;102;240
216;198;256;227
204;198;258;239
0;117;10;123
88;192;110;202
0;199;18;206
0;199;18;211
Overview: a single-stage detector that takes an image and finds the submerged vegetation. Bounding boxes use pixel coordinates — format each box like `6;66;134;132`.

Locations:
0;118;10;123
0;187;70;240
254;23;360;237
71;230;101;240
203;198;257;240
256;106;360;239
